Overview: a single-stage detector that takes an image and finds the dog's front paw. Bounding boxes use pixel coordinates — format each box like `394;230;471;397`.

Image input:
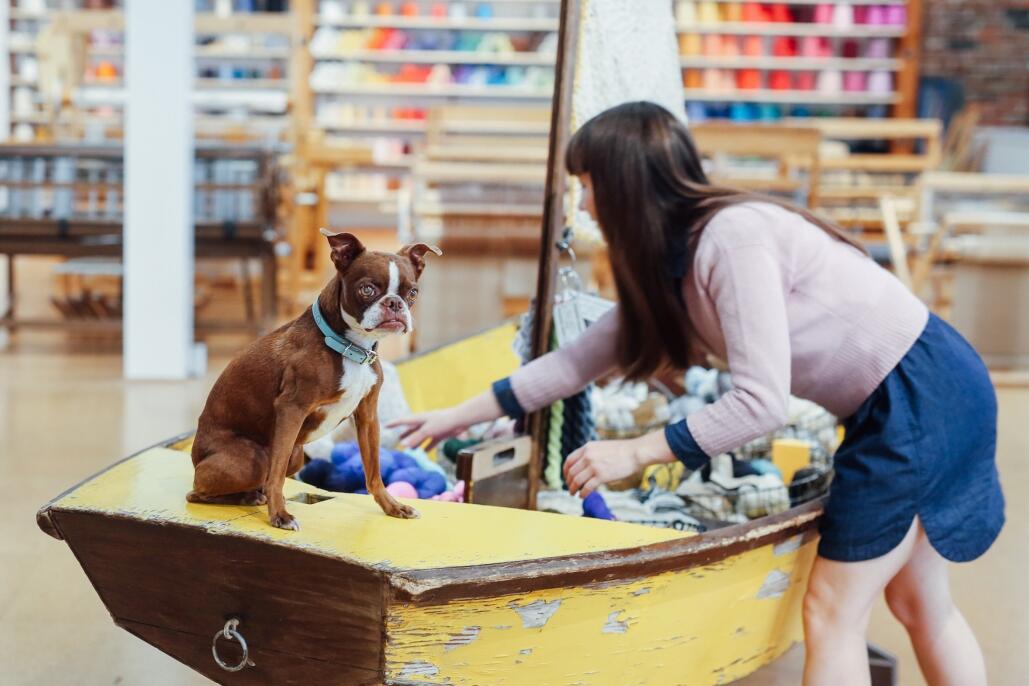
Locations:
270;512;300;531
387;500;420;520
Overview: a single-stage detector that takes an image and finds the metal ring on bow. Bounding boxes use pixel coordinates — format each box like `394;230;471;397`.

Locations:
212;618;255;672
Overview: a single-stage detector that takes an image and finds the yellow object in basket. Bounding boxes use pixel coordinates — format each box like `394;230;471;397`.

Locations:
772;439;812;484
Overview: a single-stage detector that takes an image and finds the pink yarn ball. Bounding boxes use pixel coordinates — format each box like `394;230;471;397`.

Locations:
387;481;418;499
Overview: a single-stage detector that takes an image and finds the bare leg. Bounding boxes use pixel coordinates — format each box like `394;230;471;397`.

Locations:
885;522;987;686
803;518;921;686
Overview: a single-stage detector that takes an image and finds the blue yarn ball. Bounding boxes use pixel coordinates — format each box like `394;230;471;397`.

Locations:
378;452;396;480
749;459;783;481
393;453;418;471
582;492;616;520
355;488;368;495
298;458;333;488
387;467;424;488
324;468;353;493
330;441;360;465
335;457;367;492
416;472;447;499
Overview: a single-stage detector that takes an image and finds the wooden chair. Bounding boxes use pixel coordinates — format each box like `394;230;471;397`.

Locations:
689;122;823;208
789;117;942;240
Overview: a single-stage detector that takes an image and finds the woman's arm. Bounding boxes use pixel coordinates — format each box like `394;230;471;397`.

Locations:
503;305;621;417
389;305;621;449
665;233;792;468
566;229;793;494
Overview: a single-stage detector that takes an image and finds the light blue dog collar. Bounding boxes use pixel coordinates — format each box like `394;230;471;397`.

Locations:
311;299;378;366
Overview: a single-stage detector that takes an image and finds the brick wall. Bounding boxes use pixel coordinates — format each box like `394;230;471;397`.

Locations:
919;1;1029;126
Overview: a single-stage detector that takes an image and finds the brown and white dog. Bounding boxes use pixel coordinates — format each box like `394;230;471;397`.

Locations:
187;230;440;531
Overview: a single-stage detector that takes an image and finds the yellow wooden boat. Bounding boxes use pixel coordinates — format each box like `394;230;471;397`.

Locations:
37;2;832;680
38;323;824;686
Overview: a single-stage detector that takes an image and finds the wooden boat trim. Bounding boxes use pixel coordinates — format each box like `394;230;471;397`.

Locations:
36;430;196;541
390;498;824;603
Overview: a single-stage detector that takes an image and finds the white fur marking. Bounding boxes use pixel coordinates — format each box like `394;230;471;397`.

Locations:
387;260;399;296
305;356;378;442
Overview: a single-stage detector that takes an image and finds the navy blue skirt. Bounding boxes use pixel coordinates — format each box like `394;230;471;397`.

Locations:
818;313;1005;563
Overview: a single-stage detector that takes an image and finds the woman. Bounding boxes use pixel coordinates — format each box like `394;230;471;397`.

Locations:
388;102;1002;685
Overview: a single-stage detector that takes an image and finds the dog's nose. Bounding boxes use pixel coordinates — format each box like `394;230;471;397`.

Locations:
383;296;404;314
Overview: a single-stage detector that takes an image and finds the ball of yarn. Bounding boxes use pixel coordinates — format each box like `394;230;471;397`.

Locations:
298;458;333;488
442;438;479;462
749;459;783;480
331;441;361;464
324;467;354;493
416;472;447;499
582;491;616;520
388;467;424;487
355;488;368;495
387;481;418;499
378;452;396;480
336;457;367;492
392;453;418;471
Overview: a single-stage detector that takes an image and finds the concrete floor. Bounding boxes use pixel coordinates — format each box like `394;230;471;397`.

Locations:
1;283;1026;684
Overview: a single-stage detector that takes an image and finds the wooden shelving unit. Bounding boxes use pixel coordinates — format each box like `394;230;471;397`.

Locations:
675;0;924;118
4;4;297;142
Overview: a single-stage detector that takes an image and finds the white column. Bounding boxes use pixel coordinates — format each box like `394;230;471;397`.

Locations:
123;0;195;379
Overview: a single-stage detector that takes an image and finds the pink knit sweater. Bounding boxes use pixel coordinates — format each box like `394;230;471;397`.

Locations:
509;202;929;457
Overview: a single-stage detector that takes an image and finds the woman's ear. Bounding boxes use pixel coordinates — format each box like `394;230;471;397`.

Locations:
398;243;443;278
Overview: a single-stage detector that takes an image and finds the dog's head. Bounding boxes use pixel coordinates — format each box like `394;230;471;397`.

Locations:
321;229;441;339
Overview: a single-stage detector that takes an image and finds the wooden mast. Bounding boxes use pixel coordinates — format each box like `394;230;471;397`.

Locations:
526;0;582;509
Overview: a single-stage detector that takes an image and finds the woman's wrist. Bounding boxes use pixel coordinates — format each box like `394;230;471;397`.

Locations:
631;429;677;470
453;389;504;428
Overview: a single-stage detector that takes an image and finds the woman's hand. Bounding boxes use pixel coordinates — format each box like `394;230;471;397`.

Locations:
563;430;676;498
386;408;470;451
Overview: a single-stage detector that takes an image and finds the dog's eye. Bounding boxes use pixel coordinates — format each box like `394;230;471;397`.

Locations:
407;288;418;300
359;284;376;298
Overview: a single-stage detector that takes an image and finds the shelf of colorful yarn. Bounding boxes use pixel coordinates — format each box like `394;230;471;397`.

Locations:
680;56;900;71
316;16;558;31
312;83;552;98
683;88;897;104
695;0;905;5
319;119;429;133
195;47;292;60
193;78;288;90
313;48;556;66
677;22;904;37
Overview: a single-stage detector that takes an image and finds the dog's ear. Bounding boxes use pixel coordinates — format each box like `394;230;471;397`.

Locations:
398;243;442;278
321;228;366;272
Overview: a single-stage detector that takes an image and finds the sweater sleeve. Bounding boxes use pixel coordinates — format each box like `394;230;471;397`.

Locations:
499;305;621;415
678;236;792;460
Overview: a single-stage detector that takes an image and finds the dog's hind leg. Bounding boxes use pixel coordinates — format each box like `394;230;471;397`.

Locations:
188;440;269;505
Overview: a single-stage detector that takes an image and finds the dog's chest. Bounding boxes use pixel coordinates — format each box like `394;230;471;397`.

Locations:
306;358;377;442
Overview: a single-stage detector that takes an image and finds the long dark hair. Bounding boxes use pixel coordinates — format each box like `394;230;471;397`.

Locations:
565;101;865;381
